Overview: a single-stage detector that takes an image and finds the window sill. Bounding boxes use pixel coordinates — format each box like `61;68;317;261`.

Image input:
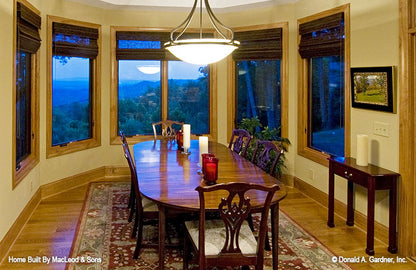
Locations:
46;138;101;159
298;147;330;167
14;155;39;189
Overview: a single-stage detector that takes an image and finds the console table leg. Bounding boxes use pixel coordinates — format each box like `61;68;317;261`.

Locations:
366;177;375;256
328;163;335;227
388;177;398;253
347;180;354;226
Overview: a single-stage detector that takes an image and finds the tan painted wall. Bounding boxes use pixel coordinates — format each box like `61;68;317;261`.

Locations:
0;0;399;241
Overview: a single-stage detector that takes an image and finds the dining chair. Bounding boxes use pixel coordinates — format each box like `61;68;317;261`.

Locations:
228;129;252;157
122;143;161;258
119;131;135;222
249;140;284;250
251;140;284;177
183;182;280;270
152;120;184;140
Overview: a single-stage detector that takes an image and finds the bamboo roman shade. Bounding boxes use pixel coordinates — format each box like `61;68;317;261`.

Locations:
53;22;99;58
298;13;344;58
232;28;282;61
116;31;213;61
17;2;41;53
116;31;171;60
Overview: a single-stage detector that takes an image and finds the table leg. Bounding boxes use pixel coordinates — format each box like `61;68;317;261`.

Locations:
347;180;354;226
388;177;398;253
366;177;375;255
328;162;335;227
158;205;166;269
271;203;279;270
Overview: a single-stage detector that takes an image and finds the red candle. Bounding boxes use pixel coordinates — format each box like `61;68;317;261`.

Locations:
204;157;218;184
202;153;215;175
176;130;183;149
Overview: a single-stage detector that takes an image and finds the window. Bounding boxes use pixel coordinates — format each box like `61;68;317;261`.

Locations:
13;1;41;187
47;17;101;158
297;5;350;165
111;28;216;142
231;25;288;139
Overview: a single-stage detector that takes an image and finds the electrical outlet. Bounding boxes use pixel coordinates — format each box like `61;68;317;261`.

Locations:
307;169;314;181
373;121;389;137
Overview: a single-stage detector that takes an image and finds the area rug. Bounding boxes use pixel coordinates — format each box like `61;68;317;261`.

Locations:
67;182;353;270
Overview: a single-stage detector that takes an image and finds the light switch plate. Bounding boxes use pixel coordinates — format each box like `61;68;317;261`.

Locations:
373;121;389;137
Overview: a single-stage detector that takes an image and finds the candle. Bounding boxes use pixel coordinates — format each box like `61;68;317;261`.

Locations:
183;124;191;153
356;134;369;166
204;157;218;184
202;153;215;175
199;136;209;165
176;130;183;149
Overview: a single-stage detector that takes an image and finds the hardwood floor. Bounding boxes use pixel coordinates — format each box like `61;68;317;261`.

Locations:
0;181;414;269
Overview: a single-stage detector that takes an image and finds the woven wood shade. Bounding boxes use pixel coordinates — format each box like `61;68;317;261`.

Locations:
233;28;282;61
17;2;41;53
53;22;98;58
298;13;344;58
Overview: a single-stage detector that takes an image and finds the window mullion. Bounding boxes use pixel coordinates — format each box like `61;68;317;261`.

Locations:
161;61;168;121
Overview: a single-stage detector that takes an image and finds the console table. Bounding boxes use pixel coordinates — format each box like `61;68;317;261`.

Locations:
327;157;399;255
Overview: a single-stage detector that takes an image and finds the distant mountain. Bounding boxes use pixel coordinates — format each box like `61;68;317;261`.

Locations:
52;79;198;106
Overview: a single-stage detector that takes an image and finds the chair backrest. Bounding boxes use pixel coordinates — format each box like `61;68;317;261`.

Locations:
122;143;143;213
195;182;280;268
228;129;252;157
119;130;128;144
251;140;284;176
152;120;184;140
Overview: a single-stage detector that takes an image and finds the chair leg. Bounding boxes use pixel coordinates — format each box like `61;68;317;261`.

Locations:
133;215;144;259
128;189;135;222
265;231;271;251
131;210;138;238
183;235;189;270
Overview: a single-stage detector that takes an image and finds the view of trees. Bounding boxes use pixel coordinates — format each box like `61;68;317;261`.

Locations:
52;57;91;146
118;62;209;136
353;73;387;104
310;56;344;156
236;60;281;135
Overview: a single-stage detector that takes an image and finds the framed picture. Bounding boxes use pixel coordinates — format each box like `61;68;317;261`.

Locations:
351;66;394;112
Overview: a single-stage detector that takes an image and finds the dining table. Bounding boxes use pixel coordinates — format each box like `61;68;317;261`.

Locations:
133;139;287;269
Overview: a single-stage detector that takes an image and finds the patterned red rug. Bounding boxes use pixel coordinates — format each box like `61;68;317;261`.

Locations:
67;182;353;269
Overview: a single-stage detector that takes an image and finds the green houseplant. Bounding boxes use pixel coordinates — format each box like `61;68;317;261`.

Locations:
238;117;290;178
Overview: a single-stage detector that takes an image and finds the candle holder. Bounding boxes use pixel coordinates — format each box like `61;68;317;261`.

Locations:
201;153;216;175
176;130;183;151
203;157;218;185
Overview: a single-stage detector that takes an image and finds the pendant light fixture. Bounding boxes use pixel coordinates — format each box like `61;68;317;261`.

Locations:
165;0;239;65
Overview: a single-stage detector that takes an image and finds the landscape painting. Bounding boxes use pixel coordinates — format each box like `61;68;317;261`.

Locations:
351;66;394;112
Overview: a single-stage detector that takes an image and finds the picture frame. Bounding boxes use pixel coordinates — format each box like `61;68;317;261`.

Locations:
351;66;394;112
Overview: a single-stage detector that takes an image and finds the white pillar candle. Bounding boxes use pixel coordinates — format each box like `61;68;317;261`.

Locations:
356;134;369;166
199;136;209;165
183;124;191;152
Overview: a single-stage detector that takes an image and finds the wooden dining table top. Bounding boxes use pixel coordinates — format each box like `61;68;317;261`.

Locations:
133;139;287;211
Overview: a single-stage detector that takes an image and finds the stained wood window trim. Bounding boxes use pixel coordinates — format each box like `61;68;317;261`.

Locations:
297;4;351;167
13;0;40;189
227;22;289;142
110;26;217;145
46;15;101;158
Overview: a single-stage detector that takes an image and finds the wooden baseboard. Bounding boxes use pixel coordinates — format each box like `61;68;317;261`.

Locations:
0;165;130;264
280;173;295;187
294;176;390;245
0;189;41;264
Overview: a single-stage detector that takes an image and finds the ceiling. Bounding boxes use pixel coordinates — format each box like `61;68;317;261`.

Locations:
67;0;298;11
